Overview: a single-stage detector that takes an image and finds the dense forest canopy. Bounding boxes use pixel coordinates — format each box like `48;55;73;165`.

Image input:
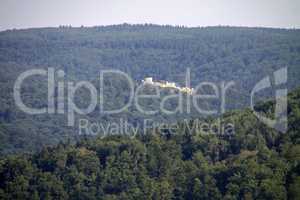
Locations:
0;87;300;199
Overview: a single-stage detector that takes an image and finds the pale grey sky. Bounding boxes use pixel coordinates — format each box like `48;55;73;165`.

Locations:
0;0;300;30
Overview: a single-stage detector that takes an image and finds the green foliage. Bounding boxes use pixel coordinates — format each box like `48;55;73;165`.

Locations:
0;88;300;199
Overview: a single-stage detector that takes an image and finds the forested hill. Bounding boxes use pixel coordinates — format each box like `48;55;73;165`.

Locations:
1;24;300;154
1;24;300;86
0;87;299;199
1;24;300;92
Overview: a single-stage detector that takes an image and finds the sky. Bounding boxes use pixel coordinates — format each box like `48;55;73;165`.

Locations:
0;0;300;30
